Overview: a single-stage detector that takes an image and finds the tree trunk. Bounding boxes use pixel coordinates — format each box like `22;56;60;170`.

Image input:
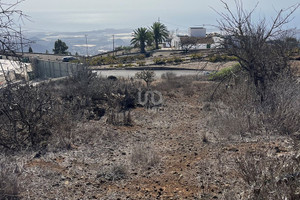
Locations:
141;43;146;53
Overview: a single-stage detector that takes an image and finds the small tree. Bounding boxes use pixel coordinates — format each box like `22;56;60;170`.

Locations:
180;36;199;52
135;70;155;87
53;39;68;54
28;46;33;53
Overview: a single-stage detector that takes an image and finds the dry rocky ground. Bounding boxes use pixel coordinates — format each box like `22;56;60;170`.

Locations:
1;74;299;199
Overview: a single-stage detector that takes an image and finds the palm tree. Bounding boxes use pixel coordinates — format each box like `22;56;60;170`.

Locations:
131;27;150;53
151;22;169;49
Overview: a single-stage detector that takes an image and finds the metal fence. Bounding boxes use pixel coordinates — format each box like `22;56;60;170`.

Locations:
33;59;84;79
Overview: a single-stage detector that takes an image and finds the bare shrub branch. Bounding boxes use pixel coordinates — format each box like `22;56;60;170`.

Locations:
214;0;300;101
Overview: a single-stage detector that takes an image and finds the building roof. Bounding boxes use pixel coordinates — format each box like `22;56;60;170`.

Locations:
189;27;205;29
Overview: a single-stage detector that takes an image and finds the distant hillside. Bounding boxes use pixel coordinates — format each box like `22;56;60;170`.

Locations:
25;29;132;56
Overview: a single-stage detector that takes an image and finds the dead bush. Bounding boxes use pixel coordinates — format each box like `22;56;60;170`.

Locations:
0;161;20;200
131;145;160;169
106;110;133;126
0;68;143;151
262;76;300;135
207;74;300;140
97;164;128;182
161;72;177;80
155;75;197;93
235;151;300;200
206;78;262;140
0;83;55;151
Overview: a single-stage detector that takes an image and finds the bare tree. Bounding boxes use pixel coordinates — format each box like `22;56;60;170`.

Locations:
135;70;155;88
214;0;300;101
0;0;29;83
180;36;199;52
0;0;28;56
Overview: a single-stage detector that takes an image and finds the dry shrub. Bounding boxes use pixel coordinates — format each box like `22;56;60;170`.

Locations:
97;164;128;182
263;76;300;135
207;74;300;140
131;145;160;169
0;160;20;200
0;83;55;151
106;110;133;126
207;78;262;140
0;68;142;152
161;72;177;80
235;151;300;200
155;75;197;93
193;81;217;101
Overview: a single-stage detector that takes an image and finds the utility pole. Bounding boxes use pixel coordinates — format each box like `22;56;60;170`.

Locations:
112;34;115;51
19;26;24;55
158;17;160;23
112;34;115;56
85;34;89;57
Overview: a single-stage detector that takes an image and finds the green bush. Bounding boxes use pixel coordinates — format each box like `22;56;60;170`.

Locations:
209;63;242;81
173;56;183;64
165;57;183;64
125;63;134;67
89;56;118;66
153;57;166;65
117;63;124;68
137;61;146;66
209;54;238;62
134;54;146;60
191;53;203;60
89;54;146;66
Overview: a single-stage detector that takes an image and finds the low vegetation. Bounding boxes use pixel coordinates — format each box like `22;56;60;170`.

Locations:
1;0;300;199
208;54;238;62
87;54;145;66
208;63;242;81
0;69;144;151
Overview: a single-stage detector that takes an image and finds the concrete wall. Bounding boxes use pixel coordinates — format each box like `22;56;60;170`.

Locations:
33;59;84;79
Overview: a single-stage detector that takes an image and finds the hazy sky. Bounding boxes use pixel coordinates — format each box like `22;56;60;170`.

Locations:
17;0;300;33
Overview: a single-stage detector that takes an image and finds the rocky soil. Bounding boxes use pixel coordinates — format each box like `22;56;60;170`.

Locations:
1;78;298;199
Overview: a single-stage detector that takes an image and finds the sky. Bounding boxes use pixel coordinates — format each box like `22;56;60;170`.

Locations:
16;0;300;33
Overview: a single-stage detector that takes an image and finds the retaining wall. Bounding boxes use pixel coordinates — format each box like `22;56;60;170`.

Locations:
33;59;84;79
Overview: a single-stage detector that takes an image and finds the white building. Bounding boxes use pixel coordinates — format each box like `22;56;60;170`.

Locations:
189;27;206;38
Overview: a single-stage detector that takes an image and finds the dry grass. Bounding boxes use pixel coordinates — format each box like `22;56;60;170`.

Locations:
130;144;160;169
235;151;300;199
206;74;300;141
0;159;20;200
201;73;300;199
